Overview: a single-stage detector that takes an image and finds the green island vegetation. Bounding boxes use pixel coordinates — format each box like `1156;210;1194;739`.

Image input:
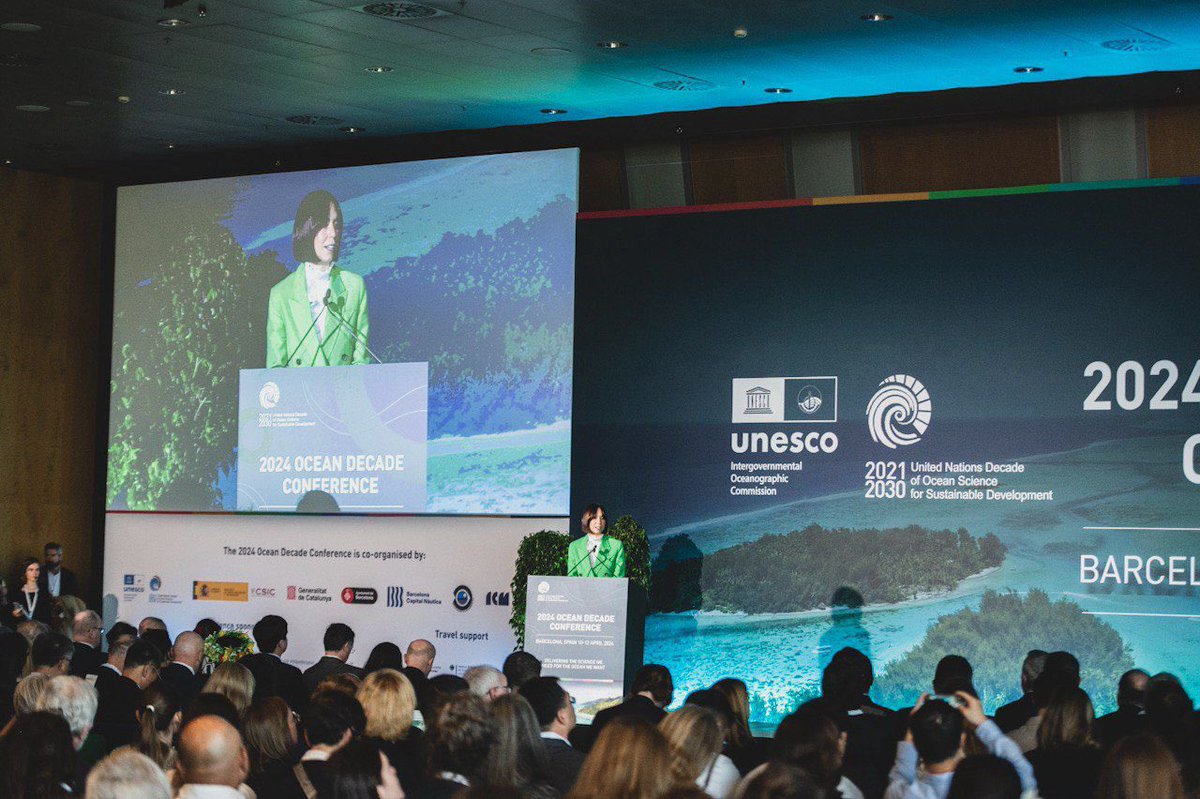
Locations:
874;589;1134;713
650;523;1006;614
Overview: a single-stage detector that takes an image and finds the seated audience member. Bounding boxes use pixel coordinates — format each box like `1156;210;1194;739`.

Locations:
503;650;542;692
735;762;825;799
821;648;898;799
590;663;674;740
138;616;168;637
566;717;676;799
129;682;183;770
160;631;206;709
202;662;256;718
242;615;305;712
1009;651;1082;753
86;748;173;799
328;739;405;799
484;693;557;797
300;690;367;796
1095;731;1186;799
303;623;363;694
31;631;74;676
661;704;740;799
36;674;98;752
994;651;1047;734
95;638;162;746
183;693;243;731
404;639;436;676
885;693;1035;799
1024;686;1102;799
522;675;585;795
364;642;406;675
11;671;52;719
0;711;80;798
243;697;305;799
944;754;1022;799
175;715;250;799
0;633;29;726
712;678;768;775
69;610;105;677
464;664;509;701
422;692;495;798
1142;672;1200;791
358;668;425;794
1093;669;1148;750
195;618;221;641
774;699;863;799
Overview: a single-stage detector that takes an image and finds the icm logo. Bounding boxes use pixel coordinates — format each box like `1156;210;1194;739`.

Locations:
537;581;550;594
452;585;473;611
287;586;297;600
259;381;280;409
149;576;162;592
867;374;932;449
341;587;378;605
796;385;823;415
486;591;510;607
387;586;404;608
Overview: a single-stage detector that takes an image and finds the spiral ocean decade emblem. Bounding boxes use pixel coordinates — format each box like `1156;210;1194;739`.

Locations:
866;374;931;449
259;381;280;410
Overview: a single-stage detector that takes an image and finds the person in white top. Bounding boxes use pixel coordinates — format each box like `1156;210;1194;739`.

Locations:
174;715;251;799
660;705;741;799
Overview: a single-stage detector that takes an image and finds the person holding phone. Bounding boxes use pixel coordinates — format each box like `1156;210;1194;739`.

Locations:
11;558;51;624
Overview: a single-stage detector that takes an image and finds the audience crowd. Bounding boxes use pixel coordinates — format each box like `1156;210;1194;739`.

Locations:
1;543;1198;798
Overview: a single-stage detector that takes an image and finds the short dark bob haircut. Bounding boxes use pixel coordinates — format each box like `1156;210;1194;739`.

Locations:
580;503;607;535
292;189;343;265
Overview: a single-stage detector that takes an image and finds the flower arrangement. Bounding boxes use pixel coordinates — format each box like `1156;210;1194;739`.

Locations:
203;630;256;665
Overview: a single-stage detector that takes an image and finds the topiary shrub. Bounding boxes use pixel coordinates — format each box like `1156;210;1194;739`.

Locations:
607;514;651;593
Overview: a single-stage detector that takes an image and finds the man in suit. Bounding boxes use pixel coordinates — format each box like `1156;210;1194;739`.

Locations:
94;638;161;747
160;631;206;709
266;190;370;369
1094;669;1149;749
995;650;1048;734
588;664;673;744
242;614;306;711
404;639;436;676
31;631;74;677
566;504;626;578
69;611;105;678
39;542;79;598
822;647;899;799
302;623;363;695
522;676;584;795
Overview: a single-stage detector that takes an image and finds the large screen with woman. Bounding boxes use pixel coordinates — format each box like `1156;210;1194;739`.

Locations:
109;149;577;515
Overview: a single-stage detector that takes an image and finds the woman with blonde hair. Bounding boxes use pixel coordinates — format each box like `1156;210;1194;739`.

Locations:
356;668;425;794
711;679;765;774
660;705;740;799
1025;686;1102;799
1096;731;1186;799
201;662;256;718
567;717;677;799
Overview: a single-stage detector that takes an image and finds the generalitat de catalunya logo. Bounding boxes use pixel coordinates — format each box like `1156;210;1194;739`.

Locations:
867;374;931;449
259;381;280;410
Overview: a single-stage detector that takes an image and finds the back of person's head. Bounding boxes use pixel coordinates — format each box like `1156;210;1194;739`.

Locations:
315;672;362;699
774;701;845;792
1144;673;1194;730
202;662;256;717
72;609;102;639
357;668;416;741
569;717;675;799
1116;669;1149;711
252;615;288;655
464;664;507;698
427;691;494;781
182;692;242;731
13;671;52;715
734;762;825;799
502;650;542;691
404;639;436;671
828;647;874;696
1096;732;1186;799
520;676;570;729
0;711;78;799
178;715;248;788
1020;650;1048;689
141;628;172;662
910;699;964;765
932;655;974;695
36;674;99;740
426;673;470;716
86;748;172;799
17;619;51;646
305;690;366;747
0;633;30;684
31;631;73;671
1037;686;1095;750
659;704;726;784
484;692;550;789
324;623;355;652
135;682;182;768
711;678;754;748
363;641;404;674
1034;651;1082;709
946;754;1022;799
632;663;673;706
327;739;395;799
125;638;163;671
138;616;168;636
194;618;221;640
107;620;137;650
243;697;296;774
684;688;735;735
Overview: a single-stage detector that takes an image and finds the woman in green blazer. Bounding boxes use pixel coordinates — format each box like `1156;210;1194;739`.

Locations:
567;504;626;578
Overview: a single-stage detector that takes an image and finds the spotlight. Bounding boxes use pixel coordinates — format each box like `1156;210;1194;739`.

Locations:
540;108;567;115
157;17;189;27
596;41;627;49
764;87;792;94
1013;65;1044;73
860;13;892;22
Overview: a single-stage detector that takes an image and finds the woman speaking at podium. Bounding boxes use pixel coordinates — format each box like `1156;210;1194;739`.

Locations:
567;503;626;578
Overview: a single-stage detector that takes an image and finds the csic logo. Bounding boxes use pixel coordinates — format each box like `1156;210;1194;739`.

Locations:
149;576;162;592
452;585;473;611
486;591;510;607
387;586;404;608
341;587;378;605
867;374;932;449
287;586;297;600
259;381;280;410
252;587;276;598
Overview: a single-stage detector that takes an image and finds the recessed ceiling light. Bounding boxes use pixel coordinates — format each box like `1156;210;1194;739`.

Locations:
860;13;892;22
339;126;365;133
363;65;393;73
157;18;189;28
116;95;131;104
540;108;567;115
1013;66;1044;73
530;46;572;55
65;99;93;107
158;88;185;96
1;22;42;33
2;159;11;166
165;143;176;150
15;104;49;112
764;87;792;94
596;40;627;49
733;27;748;39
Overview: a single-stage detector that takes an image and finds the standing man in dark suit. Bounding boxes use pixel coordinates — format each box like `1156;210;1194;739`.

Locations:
69;610;104;678
160;631;206;709
522;676;585;795
995;650;1048;734
94;638;161;747
39;542;79;599
302;623;363;696
242;614;306;711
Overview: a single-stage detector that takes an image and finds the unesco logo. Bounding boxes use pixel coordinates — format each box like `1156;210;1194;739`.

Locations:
259;381;280;410
867;374;932;449
452;585;473;611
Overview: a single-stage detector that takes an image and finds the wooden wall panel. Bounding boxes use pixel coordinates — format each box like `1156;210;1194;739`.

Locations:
0;168;106;604
858;116;1061;194
579;146;627;212
687;132;792;205
1146;105;1200;178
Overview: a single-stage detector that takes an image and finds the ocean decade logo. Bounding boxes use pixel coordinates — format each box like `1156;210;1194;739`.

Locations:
867;374;931;449
259;381;280;410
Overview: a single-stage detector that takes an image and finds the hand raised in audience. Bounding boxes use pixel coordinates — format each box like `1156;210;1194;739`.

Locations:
955;691;987;727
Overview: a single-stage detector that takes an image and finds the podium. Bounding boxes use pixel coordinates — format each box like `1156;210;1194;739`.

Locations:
525;576;645;719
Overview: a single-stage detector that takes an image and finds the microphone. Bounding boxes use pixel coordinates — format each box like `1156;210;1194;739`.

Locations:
323;292;383;365
567;542;599;575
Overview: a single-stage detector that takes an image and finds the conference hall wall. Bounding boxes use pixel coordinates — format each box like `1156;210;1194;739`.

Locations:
571;180;1200;724
103;149;577;668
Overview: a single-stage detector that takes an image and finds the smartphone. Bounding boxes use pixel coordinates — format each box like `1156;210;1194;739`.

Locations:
930;694;963;708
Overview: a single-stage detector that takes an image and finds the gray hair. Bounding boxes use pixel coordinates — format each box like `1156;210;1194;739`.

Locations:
36;675;98;737
1022;649;1049;685
73;609;102;637
464;664;505;697
13;673;52;715
86;749;172;799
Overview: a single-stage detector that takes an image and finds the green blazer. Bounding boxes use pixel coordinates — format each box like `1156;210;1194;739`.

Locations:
266;266;370;368
567;535;626;578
